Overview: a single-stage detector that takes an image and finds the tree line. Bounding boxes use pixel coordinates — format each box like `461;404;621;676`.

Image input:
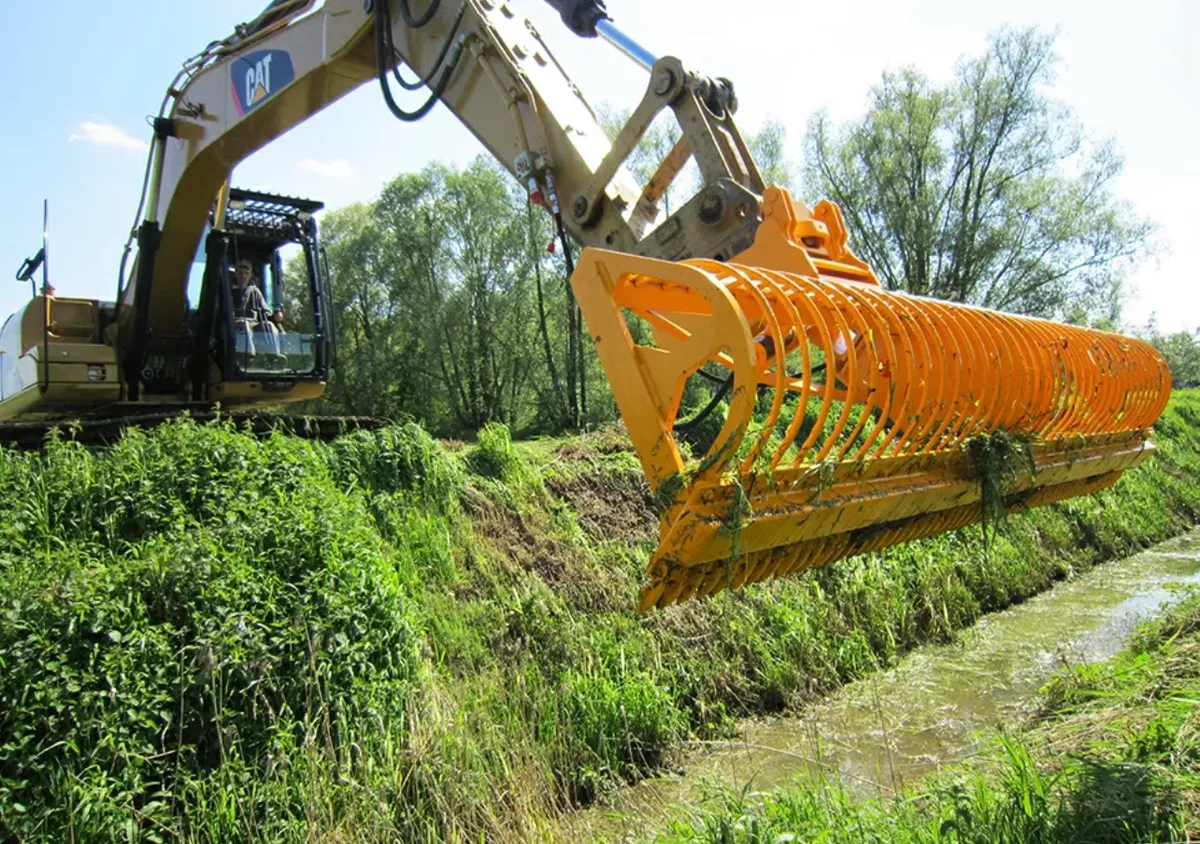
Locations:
295;26;1181;438
1138;315;1200;389
299;158;602;435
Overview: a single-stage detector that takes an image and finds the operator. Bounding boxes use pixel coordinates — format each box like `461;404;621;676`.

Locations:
230;258;284;360
231;259;282;325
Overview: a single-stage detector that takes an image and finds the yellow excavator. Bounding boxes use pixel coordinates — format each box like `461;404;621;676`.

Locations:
4;0;1174;611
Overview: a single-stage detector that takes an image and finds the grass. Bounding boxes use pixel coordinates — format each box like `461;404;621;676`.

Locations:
964;427;1036;550
0;391;1197;841
654;589;1200;843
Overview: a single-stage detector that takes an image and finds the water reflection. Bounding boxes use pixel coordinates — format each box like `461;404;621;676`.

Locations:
576;530;1200;841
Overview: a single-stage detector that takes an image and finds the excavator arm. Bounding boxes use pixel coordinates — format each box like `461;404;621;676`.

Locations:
111;0;1171;613
126;0;765;348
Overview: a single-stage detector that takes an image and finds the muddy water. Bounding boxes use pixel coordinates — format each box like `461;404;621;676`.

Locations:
576;529;1200;842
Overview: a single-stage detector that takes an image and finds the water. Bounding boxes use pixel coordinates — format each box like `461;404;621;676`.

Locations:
574;529;1200;842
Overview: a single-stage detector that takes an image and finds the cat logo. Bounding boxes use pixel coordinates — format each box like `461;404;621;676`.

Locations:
231;50;295;116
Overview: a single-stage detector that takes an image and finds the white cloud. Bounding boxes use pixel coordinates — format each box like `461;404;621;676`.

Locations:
298;158;354;178
68;121;149;152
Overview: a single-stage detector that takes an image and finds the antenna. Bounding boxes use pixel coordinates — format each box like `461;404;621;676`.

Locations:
13;199;49;299
41;199;51;296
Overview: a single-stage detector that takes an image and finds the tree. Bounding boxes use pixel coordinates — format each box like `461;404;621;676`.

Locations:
303;154;623;436
804;27;1154;324
1158;333;1200;388
292;200;439;421
597;106;687;216
747;119;796;192
1139;314;1200;388
305;159;552;434
430;159;542;431
598;110;797;214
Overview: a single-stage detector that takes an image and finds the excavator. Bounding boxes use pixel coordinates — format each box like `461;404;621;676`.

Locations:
4;0;1174;611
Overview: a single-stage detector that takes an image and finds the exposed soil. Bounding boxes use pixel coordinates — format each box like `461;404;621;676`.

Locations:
547;468;657;547
462;481;628;612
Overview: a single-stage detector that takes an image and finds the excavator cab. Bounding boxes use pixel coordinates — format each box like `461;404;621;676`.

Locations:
189;189;331;405
225;251;290;376
0;189;333;439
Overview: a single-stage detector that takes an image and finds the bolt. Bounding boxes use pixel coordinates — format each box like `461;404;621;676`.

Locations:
573;196;589;219
514;151;533;178
653;68;675;97
699;193;725;225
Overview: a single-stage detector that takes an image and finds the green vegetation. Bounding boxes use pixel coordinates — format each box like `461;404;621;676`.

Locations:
804;26;1152;326
655;585;1200;843
964;428;1036;549
1139;314;1200;388
1;391;1198;842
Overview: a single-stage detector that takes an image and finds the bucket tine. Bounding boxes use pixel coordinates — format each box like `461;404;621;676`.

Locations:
571;187;1174;613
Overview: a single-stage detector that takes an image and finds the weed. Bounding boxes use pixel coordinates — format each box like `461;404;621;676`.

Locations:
467;422;521;482
964;428;1036;549
0;393;1196;841
653;470;687;515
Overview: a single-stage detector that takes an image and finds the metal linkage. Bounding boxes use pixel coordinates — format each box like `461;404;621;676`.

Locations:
571;187;1173;613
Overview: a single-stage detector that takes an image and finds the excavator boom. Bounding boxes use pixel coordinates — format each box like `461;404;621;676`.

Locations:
130;0;763;353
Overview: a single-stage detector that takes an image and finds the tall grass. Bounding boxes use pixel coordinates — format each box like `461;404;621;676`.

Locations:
656;590;1200;843
0;421;422;840
0;392;1197;841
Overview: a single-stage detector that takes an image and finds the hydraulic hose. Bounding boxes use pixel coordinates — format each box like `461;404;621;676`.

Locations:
384;0;466;91
374;0;462;122
673;374;733;433
399;0;440;29
674;361;827;434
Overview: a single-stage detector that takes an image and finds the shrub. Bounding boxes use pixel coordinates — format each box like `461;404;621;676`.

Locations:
324;421;461;510
0;419;420;840
466;422;522;482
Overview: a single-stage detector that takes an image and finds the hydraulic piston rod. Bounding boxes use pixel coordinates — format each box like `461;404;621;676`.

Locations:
543;0;657;69
595;18;657;70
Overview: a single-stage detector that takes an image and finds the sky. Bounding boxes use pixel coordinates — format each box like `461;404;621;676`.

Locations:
1;0;1196;335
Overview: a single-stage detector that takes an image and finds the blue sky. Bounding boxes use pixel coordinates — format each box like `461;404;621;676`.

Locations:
1;0;1196;334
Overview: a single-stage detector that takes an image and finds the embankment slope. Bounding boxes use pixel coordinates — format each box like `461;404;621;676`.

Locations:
1;391;1198;841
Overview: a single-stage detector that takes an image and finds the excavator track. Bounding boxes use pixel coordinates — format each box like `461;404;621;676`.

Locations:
0;411;386;451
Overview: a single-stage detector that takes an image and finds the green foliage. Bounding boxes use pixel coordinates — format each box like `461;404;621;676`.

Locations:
325;420;461;508
1137;313;1200;388
560;657;686;799
598;105;690;216
964;428;1036;547
466;421;521;482
804;26;1155;324
0;393;1196;840
0;419;420;841
747;119;796;191
598;108;794;211
302;156;615;438
464;423;547;511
